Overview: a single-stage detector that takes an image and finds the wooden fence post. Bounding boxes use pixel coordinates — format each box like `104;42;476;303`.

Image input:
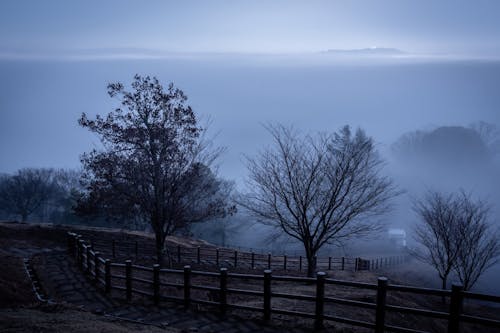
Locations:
125;260;132;302
263;270;272;321
220;268;228;316
267;253;271;269
79;240;85;270
341;257;345;271
448;284;464;333
135;241;138;258
94;251;100;283
328;257;332;271
184;265;191;309
299;256;302;272
75;236;80;262
177;245;181;264
283;255;287;271
112;239;116;258
197;247;201;265
216;249;220;266
234;251;238;268
251;252;255;269
105;259;111;294
72;234;78;258
67;232;72;254
315;272;326;331
375;277;388;333
77;239;82;268
153;264;160;306
74;234;78;257
86;245;91;274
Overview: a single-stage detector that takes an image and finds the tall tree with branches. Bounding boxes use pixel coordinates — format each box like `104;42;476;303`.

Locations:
77;75;233;264
242;125;398;276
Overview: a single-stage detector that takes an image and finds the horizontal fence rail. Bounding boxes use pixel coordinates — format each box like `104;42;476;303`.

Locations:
67;232;500;333
81;234;409;273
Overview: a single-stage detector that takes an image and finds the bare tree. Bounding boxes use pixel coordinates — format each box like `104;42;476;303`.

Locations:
77;75;234;264
0;168;57;222
454;195;500;290
412;191;464;290
242;125;398;276
413;190;500;291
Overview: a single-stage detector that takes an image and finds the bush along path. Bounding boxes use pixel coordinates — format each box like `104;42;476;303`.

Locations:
31;248;310;333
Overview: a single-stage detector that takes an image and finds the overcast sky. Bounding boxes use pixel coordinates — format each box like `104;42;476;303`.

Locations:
1;0;500;57
1;1;500;182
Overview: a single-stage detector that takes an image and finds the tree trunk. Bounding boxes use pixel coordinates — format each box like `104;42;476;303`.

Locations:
305;245;317;278
441;278;447;291
21;212;27;222
155;231;164;266
440;275;448;303
307;256;317;277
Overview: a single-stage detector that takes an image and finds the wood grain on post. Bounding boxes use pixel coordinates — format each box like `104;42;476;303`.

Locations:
375;277;388;333
315;271;326;331
184;265;191;309
263;270;272;321
125;260;132;302
94;251;100;282
220;268;228;316
105;259;111;294
448;284;464;333
153;264;160;305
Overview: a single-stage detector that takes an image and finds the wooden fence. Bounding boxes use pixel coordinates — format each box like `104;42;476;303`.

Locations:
84;236;408;273
67;232;500;332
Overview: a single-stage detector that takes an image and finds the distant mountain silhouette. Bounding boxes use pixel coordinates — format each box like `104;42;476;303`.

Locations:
322;48;405;56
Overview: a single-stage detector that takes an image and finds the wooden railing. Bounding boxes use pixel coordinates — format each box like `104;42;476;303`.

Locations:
67;232;500;332
83;235;408;272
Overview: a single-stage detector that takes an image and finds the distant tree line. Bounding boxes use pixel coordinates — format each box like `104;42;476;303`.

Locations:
392;122;500;164
0;168;83;224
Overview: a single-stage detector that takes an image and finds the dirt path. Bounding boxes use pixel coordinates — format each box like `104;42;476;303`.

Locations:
32;251;311;333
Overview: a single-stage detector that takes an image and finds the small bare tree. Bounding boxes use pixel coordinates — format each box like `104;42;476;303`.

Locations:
454;195;500;290
412;191;464;290
413;190;500;291
242;125;398;276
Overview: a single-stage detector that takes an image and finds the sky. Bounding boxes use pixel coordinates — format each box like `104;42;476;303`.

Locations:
1;0;500;57
1;0;500;182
